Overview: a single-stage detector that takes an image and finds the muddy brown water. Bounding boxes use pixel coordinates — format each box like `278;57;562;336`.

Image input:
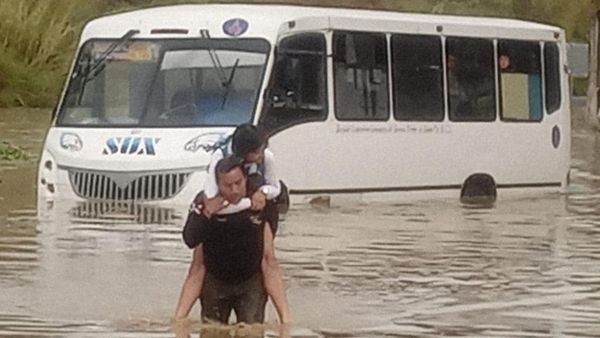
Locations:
1;102;599;337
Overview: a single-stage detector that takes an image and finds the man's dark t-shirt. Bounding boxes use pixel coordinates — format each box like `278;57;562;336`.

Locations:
182;175;278;284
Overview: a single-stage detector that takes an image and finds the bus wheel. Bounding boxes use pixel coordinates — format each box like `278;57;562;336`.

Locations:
460;173;497;205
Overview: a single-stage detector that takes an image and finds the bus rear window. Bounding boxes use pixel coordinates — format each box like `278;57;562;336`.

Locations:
498;40;542;122
544;43;561;114
446;37;496;122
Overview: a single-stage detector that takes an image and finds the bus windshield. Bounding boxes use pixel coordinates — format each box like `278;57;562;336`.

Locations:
58;38;270;127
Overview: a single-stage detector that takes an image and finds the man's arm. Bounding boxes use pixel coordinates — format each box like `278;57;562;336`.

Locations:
215;197;252;215
261;222;291;324
174;246;206;319
182;210;209;249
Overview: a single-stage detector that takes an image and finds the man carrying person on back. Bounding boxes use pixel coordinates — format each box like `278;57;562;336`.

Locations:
181;155;290;324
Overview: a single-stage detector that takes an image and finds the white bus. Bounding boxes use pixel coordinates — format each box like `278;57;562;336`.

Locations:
37;4;570;213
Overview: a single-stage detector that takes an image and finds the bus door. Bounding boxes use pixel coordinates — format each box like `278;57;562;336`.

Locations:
258;19;329;191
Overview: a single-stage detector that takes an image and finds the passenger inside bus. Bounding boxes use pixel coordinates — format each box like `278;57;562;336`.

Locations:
446;47;495;121
167;87;254;126
168;89;197;124
497;41;543;121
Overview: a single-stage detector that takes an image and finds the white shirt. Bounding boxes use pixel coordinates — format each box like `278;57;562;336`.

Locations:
204;148;281;215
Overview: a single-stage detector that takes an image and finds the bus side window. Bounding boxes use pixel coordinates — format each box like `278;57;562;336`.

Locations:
446;37;496;122
544;43;561;114
260;33;327;134
498;40;543;122
392;34;443;121
333;31;389;121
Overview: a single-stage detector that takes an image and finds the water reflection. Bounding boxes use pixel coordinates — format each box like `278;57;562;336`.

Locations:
69;201;183;225
0;209;39;285
1;105;600;337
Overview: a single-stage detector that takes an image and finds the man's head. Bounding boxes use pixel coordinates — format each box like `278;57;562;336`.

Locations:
231;124;267;163
215;155;247;204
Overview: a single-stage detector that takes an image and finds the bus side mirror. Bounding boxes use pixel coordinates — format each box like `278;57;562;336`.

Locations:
567;42;589;78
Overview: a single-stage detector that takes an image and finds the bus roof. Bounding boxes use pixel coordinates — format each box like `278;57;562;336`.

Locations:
81;4;564;43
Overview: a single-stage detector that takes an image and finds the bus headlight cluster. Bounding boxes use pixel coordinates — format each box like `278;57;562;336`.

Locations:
60;133;83;151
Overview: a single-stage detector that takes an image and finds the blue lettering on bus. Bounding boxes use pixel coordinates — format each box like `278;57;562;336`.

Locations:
128;137;141;154
103;138;120;154
102;137;160;155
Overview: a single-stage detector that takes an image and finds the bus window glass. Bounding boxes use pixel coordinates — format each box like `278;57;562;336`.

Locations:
333;31;389;121
544;43;561;114
260;33;327;134
59;38;269;127
498;40;542;121
446;37;496;122
392;34;443;121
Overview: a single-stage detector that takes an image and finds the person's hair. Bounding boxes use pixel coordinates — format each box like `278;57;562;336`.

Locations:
214;155;244;182
231;123;267;158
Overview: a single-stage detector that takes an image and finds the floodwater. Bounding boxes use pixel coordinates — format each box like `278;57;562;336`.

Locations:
1;101;600;337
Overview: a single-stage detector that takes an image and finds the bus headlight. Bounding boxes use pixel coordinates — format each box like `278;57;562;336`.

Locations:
60;133;83;151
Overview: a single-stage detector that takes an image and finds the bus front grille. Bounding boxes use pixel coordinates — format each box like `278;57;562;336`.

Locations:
67;169;192;201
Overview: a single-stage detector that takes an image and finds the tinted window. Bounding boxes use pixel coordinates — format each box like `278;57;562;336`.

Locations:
333;31;389;121
544;43;561;114
446;37;496;122
498;40;542;121
259;33;327;134
392;34;443;121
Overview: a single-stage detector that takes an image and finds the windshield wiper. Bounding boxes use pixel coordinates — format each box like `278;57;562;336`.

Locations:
77;29;139;82
199;30;240;109
221;58;240;109
75;29;139;105
200;29;230;89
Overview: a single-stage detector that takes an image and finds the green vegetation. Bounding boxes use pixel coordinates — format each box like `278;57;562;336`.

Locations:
0;0;595;108
0;141;30;161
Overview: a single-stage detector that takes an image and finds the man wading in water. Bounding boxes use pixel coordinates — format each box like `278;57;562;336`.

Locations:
178;154;290;326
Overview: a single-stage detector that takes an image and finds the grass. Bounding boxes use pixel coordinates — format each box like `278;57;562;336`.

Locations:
0;0;595;108
0;0;78;107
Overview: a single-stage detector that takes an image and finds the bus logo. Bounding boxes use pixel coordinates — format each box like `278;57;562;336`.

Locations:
222;18;249;37
102;137;160;155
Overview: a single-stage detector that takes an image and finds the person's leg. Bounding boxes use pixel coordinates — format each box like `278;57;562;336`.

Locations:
261;223;291;323
232;273;268;324
175;246;206;319
201;273;233;324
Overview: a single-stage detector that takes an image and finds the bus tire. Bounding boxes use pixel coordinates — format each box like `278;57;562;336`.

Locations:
460;173;497;205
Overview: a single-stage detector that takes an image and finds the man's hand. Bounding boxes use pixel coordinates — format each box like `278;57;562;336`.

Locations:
250;190;266;211
202;195;226;218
